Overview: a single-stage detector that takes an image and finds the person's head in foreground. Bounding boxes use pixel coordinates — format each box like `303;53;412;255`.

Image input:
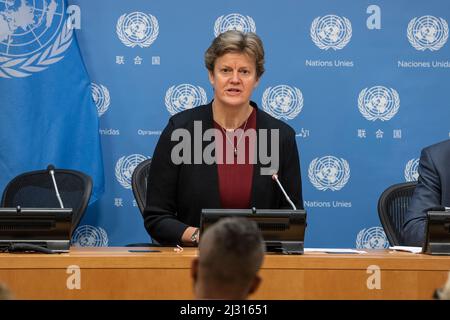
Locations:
0;283;12;300
191;217;265;300
434;271;450;300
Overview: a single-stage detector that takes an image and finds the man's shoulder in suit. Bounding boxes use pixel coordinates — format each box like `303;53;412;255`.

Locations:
423;139;450;156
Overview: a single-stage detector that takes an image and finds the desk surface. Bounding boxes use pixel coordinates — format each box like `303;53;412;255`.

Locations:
0;247;449;299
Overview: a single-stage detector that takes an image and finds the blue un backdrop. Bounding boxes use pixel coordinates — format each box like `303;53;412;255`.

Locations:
66;0;450;248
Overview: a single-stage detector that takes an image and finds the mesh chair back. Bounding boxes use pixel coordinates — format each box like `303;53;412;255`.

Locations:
131;158;152;215
129;158;158;246
377;181;417;246
1;168;92;232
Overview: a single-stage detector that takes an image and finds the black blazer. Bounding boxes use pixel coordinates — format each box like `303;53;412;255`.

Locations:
403;139;450;246
143;101;303;245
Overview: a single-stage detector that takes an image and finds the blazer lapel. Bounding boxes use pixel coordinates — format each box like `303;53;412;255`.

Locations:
199;102;221;208
250;104;271;208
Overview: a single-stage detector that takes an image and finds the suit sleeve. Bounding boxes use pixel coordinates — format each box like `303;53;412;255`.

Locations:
279;128;303;210
143;119;189;245
403;147;441;246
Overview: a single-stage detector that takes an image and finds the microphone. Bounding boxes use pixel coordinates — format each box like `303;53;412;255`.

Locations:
272;173;296;210
47;164;64;209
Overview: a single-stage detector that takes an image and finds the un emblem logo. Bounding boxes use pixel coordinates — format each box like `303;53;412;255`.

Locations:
407;16;448;51
310;15;352;50
115;154;149;189
404;158;419;182
308;156;350;191
91;83;110;117
116;12;159;48
0;0;73;78
356;227;389;249
72;225;109;247
262;85;303;120
165;84;207;115
358;86;400;121
214;13;256;36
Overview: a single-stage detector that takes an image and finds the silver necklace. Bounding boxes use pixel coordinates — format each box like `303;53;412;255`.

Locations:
221;118;249;157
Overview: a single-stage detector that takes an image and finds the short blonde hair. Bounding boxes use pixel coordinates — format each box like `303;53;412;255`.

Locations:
0;283;12;300
436;272;450;300
204;30;265;78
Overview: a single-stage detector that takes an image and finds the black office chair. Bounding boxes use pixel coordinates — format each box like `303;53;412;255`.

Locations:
1;166;92;233
131;158;152;214
377;181;417;246
129;158;159;247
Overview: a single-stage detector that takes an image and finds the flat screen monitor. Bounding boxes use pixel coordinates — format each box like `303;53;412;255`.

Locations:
0;207;73;253
423;209;450;255
200;209;307;254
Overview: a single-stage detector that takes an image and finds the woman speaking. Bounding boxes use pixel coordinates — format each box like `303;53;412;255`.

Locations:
143;30;303;245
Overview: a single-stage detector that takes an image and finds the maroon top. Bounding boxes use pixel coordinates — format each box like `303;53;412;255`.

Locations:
213;108;257;209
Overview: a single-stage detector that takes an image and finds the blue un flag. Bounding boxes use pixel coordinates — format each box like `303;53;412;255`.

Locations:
0;0;104;203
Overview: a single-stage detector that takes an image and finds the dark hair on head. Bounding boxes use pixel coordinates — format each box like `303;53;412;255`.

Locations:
198;217;265;284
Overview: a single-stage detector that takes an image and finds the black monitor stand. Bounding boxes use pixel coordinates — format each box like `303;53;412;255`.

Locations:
423;209;450;255
0;207;73;253
201;208;307;255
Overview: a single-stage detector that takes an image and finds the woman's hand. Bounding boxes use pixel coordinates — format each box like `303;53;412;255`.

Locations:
181;227;200;245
